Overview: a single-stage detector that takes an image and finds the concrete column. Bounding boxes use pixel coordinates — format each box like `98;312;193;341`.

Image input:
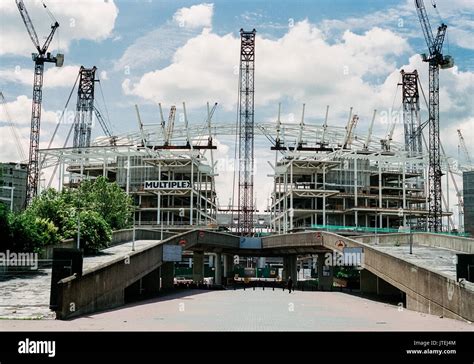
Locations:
223;254;228;278
317;253;333;290
282;256;289;280
215;253;222;285
208;254;214;268
192;251;204;282
223;254;234;279
360;269;377;294
160;262;174;289
284;255;298;282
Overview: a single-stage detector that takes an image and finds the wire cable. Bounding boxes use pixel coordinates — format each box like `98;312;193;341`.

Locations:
97;78;113;134
40;71;79;168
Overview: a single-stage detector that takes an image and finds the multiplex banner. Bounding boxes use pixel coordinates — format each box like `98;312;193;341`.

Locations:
144;180;191;190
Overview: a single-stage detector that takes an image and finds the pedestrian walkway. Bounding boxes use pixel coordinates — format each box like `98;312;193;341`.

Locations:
1;289;472;331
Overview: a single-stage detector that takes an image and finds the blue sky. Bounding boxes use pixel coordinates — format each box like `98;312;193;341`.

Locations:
1;0;473;211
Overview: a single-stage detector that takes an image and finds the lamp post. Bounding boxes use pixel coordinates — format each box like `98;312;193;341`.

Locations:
132;207;136;251
374;206;378;245
409;227;413;254
10;186;14;211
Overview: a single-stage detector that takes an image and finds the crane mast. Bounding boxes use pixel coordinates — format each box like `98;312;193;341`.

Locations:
457;129;472;164
414;0;453;232
16;0;63;205
400;70;422;156
237;29;256;236
73;67;97;148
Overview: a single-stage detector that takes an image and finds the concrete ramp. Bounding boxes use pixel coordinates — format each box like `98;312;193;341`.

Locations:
54;229;239;319
263;231;474;322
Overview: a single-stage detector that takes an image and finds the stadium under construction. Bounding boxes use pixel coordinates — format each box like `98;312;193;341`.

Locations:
2;1;474;239
37;101;473;236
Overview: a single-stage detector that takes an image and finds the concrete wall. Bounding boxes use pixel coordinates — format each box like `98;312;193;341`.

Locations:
56;240;164;319
264;231;474;322
354;233;413;246
110;228;175;246
262;231;325;249
54;229;239;319
413;233;474;254
325;232;474;322
42;239;76;260
354;232;474;254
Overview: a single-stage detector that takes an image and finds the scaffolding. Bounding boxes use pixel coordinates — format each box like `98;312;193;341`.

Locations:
267;104;468;234
38;103;471;233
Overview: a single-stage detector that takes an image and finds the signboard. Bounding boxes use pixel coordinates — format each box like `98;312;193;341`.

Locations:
315;232;322;243
163;244;183;262
144;180;191;190
335;240;346;249
239;237;262;249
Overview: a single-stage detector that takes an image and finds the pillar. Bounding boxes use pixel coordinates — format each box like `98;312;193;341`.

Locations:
160;262;174;289
289;255;298;282
215;253;222;285
283;255;298;281
208;254;214;268
317;252;333;290
223;254;234;279
282;256;289;280
192;251;204;282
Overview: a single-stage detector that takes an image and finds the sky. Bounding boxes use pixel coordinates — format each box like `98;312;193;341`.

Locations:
0;0;473;217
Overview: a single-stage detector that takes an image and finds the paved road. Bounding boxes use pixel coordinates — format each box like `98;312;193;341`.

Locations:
0;289;472;331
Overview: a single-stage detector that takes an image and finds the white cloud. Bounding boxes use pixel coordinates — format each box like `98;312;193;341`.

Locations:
114;24;202;72
123;21;411;115
100;70;108;81
0;0;118;56
0;65;80;88
0;94;65;163
173;3;213;29
449;27;474;50
0;95;60;127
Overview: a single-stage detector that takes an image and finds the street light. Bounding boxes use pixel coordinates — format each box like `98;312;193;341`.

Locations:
76;191;81;250
374;206;378;245
132;207;136;251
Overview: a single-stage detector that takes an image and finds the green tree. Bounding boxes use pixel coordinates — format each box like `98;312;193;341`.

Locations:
11;177;132;253
64;210;111;253
9;213;59;253
27;188;75;238
0;202;11;249
77;176;133;230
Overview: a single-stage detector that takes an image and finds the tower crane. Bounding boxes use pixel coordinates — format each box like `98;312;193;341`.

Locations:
457;129;472;164
414;0;453;232
16;0;63;205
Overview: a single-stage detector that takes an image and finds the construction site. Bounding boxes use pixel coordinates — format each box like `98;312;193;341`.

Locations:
2;1;474;342
1;0;474;240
